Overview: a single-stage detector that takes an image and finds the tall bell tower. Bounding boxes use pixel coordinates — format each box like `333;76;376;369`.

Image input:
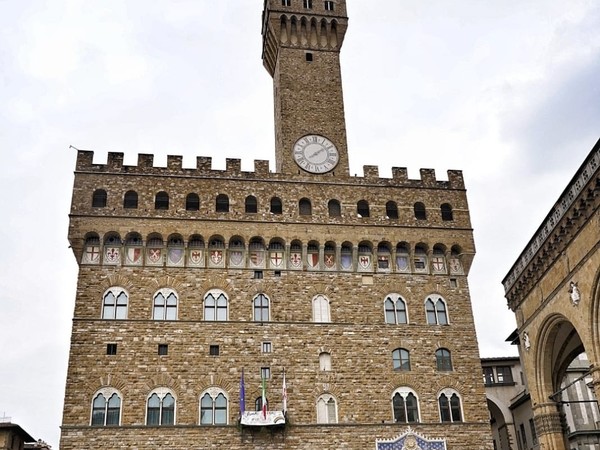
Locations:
262;0;350;176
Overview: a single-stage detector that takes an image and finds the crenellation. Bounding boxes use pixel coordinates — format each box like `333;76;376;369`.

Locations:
166;155;183;171
137;154;154;168
196;156;212;173
254;159;270;175
420;169;437;187
392;167;409;182
226;158;242;174
76;150;94;170
447;170;465;189
107;152;124;169
363;165;379;179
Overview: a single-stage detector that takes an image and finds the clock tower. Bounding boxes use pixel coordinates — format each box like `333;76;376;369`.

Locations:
262;0;350;176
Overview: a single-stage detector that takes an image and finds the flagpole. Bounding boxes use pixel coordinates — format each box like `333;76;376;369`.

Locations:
240;368;245;418
282;368;287;415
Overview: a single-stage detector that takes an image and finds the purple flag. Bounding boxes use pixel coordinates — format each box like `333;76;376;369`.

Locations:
240;369;246;413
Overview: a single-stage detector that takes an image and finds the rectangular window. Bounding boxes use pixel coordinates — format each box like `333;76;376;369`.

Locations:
324;1;334;11
483;367;495;385
496;366;514;384
529;418;537;445
262;342;272;353
303;0;313;8
107;343;117;355
261;367;271;380
209;345;220;356
520;423;527;448
254;270;263;279
305;52;313;62
158;344;168;355
282;0;291;6
450;278;458;288
274;270;281;277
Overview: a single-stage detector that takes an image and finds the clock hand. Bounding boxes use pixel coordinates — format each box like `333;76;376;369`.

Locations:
309;148;326;158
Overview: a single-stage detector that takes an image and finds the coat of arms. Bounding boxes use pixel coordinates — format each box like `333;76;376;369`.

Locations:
84;246;100;263
148;248;162;264
168;248;184;265
189;250;203;265
324;254;335;268
210;250;223;265
307;252;319;267
126;247;142;264
229;250;243;266
359;255;371;269
290;252;302;268
270;251;283;267
105;247;120;263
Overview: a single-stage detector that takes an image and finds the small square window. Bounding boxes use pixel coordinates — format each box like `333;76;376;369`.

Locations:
261;367;271;380
209;345;220;356
282;0;291;5
303;0;313;8
324;1;334;11
305;52;313;62
262;342;272;353
450;278;458;288
107;343;117;355
274;271;281;277
158;344;168;355
254;270;263;279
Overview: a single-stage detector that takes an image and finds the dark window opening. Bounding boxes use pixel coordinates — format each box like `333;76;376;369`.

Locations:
306;52;313;62
414;202;426;220
357;200;370;217
299;198;312;215
186;193;200;211
245;195;258;213
386;201;399;219
158;344;168;356
155;191;169;210
209;345;220;356
441;203;454;221
270;197;282;214
324;1;334;11
303;0;313;8
123;190;138;209
254;271;263;279
106;343;117;355
216;194;229;213
328;199;341;217
92;189;107;208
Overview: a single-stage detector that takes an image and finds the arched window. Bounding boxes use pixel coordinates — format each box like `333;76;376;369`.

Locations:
205;290;228;321
386;201;399;219
92;189;107;207
319;352;332;371
270;197;282;214
186;193;200;211
155;191;169;210
312;295;330;323
384;294;407;324
438;390;462;422
216;194;229;213
245;195;258;213
102;288;128;319
299;198;312;216
253;294;270;322
200;390;228;425
441;203;454;221
414;244;428;272
146;389;175;425
436;348;453;371
357;200;370;217
153;289;178;320
392;348;411;371
425;295;448;325
431;245;447;273
414;202;426;220
91;389;121;426
123;190;138;209
316;394;337;424
328;199;341;217
254;396;268;412
392;389;419;423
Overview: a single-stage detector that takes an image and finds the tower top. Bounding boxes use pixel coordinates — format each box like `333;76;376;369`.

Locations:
262;0;348;76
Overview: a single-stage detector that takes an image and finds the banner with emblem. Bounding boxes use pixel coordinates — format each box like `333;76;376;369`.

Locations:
307;252;319;268
289;252;302;269
83;245;100;264
269;251;284;268
188;249;204;266
229;250;244;267
104;247;120;265
358;254;371;270
146;248;162;265
340;252;352;270
431;256;446;273
209;249;224;266
125;247;142;265
250;250;265;268
396;255;410;272
167;248;184;266
324;253;336;269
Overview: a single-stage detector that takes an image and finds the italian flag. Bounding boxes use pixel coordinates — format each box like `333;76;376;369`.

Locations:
261;376;268;419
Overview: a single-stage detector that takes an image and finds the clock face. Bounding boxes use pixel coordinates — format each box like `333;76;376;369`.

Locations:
293;135;339;174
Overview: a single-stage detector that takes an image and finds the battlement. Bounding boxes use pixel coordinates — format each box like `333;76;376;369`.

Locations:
75;150;466;189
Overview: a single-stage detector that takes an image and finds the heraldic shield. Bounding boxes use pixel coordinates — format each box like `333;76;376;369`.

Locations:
375;428;446;450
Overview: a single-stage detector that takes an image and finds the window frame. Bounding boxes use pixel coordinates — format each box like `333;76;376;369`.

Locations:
316;394;337;424
392;348;411;371
435;348;453;371
253;293;270;322
200;389;229;425
152;289;178;321
392;388;420;423
92;189;107;208
155;191;169;210
102;287;129;320
425;295;449;325
438;389;463;423
146;388;176;426
384;294;408;324
312;294;331;323
91;388;122;426
204;289;229;321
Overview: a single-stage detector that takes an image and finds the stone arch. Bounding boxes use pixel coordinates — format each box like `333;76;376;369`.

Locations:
588;266;600;364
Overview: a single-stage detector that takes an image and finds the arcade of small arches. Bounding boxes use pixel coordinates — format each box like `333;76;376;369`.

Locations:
89;385;465;427
81;231;465;276
91;189;456;223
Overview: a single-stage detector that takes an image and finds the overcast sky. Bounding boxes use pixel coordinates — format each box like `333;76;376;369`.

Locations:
1;0;599;447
